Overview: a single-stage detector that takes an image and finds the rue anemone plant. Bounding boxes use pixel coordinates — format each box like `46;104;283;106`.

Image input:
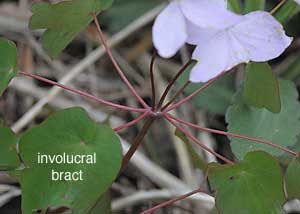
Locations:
0;0;300;213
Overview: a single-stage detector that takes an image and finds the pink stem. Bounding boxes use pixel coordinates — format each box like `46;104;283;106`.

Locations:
20;71;147;113
93;15;149;109
164;71;228;113
167;113;297;156
164;114;234;164
140;188;204;214
114;112;150;132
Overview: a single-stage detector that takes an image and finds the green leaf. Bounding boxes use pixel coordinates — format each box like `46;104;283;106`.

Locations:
101;0;161;33
29;0;113;58
228;0;242;13
208;151;285;214
0;38;18;96
19;107;122;214
175;129;207;171
0;125;20;170
243;62;281;113
89;191;112;214
244;0;265;13
275;0;300;24
227;80;300;160
178;67;236;114
285;155;300;199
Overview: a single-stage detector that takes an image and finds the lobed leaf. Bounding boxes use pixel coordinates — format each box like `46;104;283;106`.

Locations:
0;125;20;170
29;0;114;58
208;151;285;214
243;62;281;113
0;38;18;96
227;80;300;159
19;107;122;214
285;155;300;199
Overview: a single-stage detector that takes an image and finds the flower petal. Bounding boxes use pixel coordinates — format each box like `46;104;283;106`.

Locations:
152;2;187;58
190;33;230;82
180;0;242;30
231;11;292;62
186;20;219;45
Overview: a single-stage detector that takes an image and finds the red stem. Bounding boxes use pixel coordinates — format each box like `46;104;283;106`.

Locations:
165;71;228;112
93;15;149;109
150;51;157;110
140;188;204;214
164;114;234;164
167;113;297;156
20;72;147;113
114;112;150;132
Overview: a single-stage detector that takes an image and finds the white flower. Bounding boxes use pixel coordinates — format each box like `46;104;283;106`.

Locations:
153;0;292;82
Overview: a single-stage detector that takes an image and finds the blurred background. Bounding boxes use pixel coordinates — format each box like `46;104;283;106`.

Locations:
0;0;300;213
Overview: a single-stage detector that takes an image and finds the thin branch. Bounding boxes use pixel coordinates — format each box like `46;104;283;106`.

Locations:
164;115;234;164
114;112;150;132
157;60;193;109
150;51;157;110
167;113;297;156
270;0;288;14
20;72;147;113
165;71;228;113
93;14;149;109
140;188;204;214
161;80;191;111
12;5;163;133
120;117;155;172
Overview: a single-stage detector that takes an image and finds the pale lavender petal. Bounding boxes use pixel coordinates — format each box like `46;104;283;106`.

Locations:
186;20;219;45
152;1;187;58
231;11;292;62
294;0;300;5
190;33;230;82
180;0;242;30
211;0;228;8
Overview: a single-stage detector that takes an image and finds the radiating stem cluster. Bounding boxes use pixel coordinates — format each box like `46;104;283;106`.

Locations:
18;2;296;211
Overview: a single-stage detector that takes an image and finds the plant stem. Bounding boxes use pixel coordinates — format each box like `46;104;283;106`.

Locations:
161;80;191;111
120;117;155;171
167;114;297;156
165;71;228;113
150;51;157;110
165;115;233;164
157;60;193;109
20;72;147;113
114;112;150;132
270;0;288;14
140;188;204;214
93;14;149;109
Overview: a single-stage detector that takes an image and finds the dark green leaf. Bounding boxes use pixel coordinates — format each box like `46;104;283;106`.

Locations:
0;125;20;170
228;0;242;13
29;0;113;58
208;151;285;214
89;191;112;214
244;0;265;13
243;62;281;113
275;0;300;24
0;38;18;96
178;67;236;115
227;80;300;159
285;155;300;199
19;107;122;214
